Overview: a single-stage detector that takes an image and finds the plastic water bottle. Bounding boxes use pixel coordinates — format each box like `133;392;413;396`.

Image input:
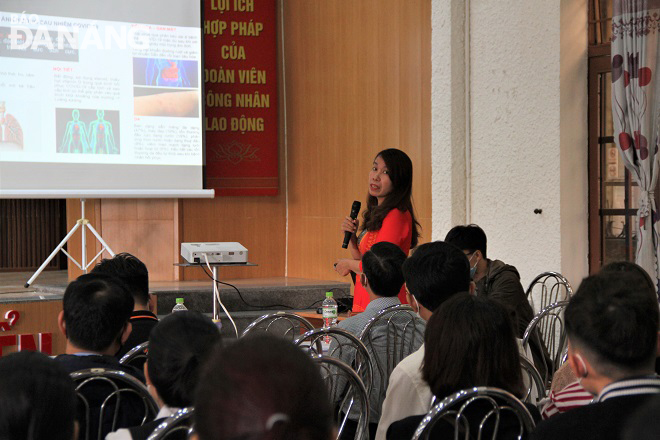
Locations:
322;292;338;343
172;297;188;313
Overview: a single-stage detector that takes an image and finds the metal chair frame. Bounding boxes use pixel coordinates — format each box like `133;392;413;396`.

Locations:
240;312;315;340
314;356;370;440
358;304;424;395
119;341;149;368
522;300;570;384
147;407;195;440
71;368;159;440
519;355;546;404
412;387;536;440
525;272;573;315
294;326;374;393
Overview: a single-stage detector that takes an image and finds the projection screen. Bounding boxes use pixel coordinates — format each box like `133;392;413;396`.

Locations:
0;0;211;196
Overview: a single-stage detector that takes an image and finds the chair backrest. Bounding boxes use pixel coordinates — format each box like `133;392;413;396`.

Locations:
241;312;315;340
147;407;194;440
119;341;149;370
71;368;159;440
358;305;424;399
522;300;569;384
526;272;573;315
314;356;370;440
294;326;374;393
412;387;536;440
520;355;546;404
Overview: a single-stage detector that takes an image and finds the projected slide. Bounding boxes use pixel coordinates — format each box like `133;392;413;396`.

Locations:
0;1;205;191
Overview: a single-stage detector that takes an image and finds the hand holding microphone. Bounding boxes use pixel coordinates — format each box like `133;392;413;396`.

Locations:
341;201;361;249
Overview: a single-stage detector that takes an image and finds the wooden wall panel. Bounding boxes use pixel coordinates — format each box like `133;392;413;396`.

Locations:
284;0;432;281
100;199;181;281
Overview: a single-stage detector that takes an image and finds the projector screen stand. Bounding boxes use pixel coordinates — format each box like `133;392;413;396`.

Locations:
25;199;116;288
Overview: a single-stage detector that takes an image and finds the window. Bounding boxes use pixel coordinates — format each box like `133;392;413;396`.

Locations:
587;0;638;271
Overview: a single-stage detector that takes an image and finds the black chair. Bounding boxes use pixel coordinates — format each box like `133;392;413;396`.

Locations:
520;355;546;404
241;312;315;341
147;407;194;440
71;368;158;440
294;326;374;393
119;341;149;371
522;301;570;385
412;387;536;440
314;356;370;440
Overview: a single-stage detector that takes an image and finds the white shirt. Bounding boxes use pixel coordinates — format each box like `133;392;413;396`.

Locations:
375;345;431;440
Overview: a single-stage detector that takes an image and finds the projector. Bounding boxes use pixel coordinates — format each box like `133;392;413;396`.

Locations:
181;242;248;264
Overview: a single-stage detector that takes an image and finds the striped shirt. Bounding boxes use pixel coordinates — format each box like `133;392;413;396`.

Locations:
541;375;660;419
540;381;594;419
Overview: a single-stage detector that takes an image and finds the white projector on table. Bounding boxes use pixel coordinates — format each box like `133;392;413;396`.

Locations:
180;242;248;264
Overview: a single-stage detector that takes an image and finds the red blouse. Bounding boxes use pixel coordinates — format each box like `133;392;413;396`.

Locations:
352;208;413;312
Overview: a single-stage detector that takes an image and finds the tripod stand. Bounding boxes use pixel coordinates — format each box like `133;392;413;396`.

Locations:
25;199;115;287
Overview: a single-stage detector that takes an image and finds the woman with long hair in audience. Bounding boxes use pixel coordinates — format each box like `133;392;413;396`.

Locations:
107;311;221;440
0;351;78;440
193;334;335;440
387;293;540;439
335;148;421;312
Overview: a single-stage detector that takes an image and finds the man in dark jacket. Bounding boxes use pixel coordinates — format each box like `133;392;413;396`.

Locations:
92;252;158;360
445;224;552;379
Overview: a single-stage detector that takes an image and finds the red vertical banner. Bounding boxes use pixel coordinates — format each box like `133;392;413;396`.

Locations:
204;0;279;196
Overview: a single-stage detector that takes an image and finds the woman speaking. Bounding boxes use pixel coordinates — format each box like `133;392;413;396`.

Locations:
335;148;420;312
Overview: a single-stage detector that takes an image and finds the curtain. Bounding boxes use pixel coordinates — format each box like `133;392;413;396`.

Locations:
611;0;660;293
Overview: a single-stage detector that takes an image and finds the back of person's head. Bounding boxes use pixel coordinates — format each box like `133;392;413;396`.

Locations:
361;241;407;297
564;271;659;377
0;351;77;440
195;335;333;440
422;293;523;399
566;271;659;376
92;252;149;307
62;272;134;352
402;241;470;311
601;260;656;292
444;224;487;258
148;311;221;408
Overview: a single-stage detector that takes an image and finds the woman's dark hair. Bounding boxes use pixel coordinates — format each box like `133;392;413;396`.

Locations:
362;148;421;247
194;334;333;440
422;294;524;399
148;311;221;408
0;351;77;440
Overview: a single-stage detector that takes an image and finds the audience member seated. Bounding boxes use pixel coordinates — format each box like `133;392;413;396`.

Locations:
107;311;221;440
193;334;334;440
57;273;148;440
445;224;552;380
56;273;143;380
92;253;158;359
0;351;77;440
330;241;424;438
539;261;659;419
387;293;540;439
531;271;660;440
376;240;471;440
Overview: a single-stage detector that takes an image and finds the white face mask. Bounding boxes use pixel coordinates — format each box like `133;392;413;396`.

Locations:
411;295;422;319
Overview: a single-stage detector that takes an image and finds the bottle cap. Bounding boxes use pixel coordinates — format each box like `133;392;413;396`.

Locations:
176;298;184;304
326;291;333;298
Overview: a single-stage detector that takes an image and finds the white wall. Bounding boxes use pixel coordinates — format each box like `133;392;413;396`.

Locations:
431;0;588;289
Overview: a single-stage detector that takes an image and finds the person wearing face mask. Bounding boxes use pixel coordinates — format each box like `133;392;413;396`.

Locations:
444;224;552;380
375;241;473;440
531;271;660;440
330;241;425;439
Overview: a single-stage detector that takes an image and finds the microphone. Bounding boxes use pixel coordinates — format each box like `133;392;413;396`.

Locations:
342;201;362;249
